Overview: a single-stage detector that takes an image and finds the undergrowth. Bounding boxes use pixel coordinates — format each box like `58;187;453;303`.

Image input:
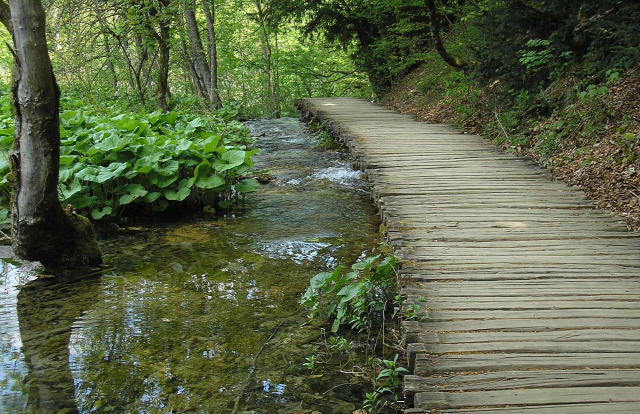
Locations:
301;249;409;413
0;86;261;227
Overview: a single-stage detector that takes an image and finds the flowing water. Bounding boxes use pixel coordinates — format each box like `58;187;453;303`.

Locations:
0;118;382;413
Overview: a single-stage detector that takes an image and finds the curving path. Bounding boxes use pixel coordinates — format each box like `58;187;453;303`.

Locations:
295;97;640;414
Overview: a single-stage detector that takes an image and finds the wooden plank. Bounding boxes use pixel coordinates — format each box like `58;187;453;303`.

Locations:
415;354;640;375
405;329;640;346
414;402;640;414
404;369;640;392
416;318;640;332
402;296;640;309
414;387;640;409
415;308;640;321
420;340;640;354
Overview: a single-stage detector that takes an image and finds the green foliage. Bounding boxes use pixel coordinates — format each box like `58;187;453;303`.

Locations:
362;354;408;413
469;1;640;90
0;89;259;224
314;129;341;150
404;304;420;320
376;354;408;401
302;355;319;373
301;254;397;333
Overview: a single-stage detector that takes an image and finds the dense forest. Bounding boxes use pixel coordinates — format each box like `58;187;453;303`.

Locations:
1;0;639;265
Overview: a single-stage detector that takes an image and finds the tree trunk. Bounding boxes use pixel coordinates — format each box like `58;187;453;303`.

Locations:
154;0;171;112
103;32;118;93
8;0;101;270
184;1;212;103
202;0;222;109
424;0;466;70
180;37;207;107
255;0;280;118
133;33;148;105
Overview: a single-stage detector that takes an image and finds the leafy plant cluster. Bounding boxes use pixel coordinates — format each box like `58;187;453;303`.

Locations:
0;89;259;225
300;252;406;412
364;354;408;414
301;254;397;333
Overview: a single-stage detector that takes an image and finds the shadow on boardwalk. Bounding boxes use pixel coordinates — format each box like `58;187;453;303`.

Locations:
296;97;640;414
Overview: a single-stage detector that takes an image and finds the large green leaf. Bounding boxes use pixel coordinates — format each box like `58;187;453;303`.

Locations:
185;117;206;131
68;194;99;209
196;174;225;189
59;155;77;166
203;135;222;153
352;255;380;270
212;150;246;172
234;178;259;193
59;178;84;200
91;206;112;220
114;117;140;132
119;183;148;205
163;179;193;201
143;192;161;203
134;156;159;174
155;160;180;176
94;131;129;151
147;172;179;188
59;163;84;182
76;162;126;183
162;111;179;125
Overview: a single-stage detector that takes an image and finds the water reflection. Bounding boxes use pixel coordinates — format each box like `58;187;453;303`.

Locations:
17;272;101;413
1;118;380;413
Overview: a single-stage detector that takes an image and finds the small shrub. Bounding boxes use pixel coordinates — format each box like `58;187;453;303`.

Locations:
301;254;398;333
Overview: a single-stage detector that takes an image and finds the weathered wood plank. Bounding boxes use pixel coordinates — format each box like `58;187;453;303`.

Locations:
407;402;640;413
404;369;640;392
415;354;640;374
403;328;640;344
414;387;640;409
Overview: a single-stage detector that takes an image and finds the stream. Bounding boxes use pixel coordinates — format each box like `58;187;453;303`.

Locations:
0;118;381;413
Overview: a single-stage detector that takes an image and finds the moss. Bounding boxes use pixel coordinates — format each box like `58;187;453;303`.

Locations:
65;211;102;267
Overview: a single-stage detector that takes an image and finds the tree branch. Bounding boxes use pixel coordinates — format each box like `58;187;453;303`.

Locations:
425;0;466;70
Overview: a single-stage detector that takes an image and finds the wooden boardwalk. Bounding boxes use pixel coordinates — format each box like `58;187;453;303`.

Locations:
295;98;640;413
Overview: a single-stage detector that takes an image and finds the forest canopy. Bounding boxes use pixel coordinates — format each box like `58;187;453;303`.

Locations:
0;0;374;118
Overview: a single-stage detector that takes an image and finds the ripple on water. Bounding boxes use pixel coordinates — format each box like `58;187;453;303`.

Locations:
312;165;364;185
255;240;332;264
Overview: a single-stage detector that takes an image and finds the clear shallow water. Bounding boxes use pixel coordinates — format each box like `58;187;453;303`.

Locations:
0;118;381;413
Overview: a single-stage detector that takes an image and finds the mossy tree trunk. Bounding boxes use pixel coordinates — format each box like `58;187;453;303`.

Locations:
8;0;102;269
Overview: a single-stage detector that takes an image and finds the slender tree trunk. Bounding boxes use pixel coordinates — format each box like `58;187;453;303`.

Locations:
8;0;101;269
133;33;148;105
150;0;171;112
156;35;170;111
184;1;212;104
201;0;222;109
255;0;280;118
103;33;118;93
181;37;207;107
424;0;466;70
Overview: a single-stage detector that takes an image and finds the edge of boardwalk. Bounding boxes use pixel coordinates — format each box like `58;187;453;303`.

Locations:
295;97;640;414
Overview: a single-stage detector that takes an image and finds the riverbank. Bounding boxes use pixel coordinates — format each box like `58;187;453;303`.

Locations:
382;58;640;230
